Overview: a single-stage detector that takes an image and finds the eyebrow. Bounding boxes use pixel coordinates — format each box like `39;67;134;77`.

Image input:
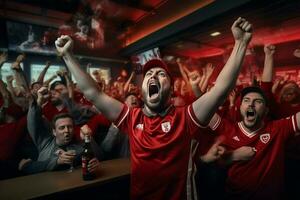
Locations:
243;97;265;101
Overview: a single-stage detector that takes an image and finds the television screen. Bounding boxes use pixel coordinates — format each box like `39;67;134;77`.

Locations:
30;64;62;83
131;47;161;74
6;21;57;55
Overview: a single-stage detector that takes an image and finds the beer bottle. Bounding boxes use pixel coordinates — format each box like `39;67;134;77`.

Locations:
82;134;96;180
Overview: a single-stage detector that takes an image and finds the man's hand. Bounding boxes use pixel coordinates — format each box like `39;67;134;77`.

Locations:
57;150;76;165
231;17;252;44
18;158;32;171
16;54;26;63
0;52;8;65
55;35;74;56
11;54;25;70
200;137;226;163
294;48;300;58
187;70;202;87
45;61;51;67
88;158;100;173
264;45;276;56
205;63;215;77
37;86;49;106
231;146;256;161
80;124;92;140
228;89;237;107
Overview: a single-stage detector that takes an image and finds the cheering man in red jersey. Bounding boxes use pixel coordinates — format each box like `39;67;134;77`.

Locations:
55;17;252;200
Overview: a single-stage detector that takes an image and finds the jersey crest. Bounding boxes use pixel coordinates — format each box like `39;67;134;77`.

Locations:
136;123;144;131
260;133;270;144
161;121;171;133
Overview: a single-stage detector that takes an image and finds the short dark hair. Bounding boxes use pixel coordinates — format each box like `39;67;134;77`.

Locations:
50;81;65;91
125;92;138;99
240;86;268;105
30;81;42;89
51;113;74;129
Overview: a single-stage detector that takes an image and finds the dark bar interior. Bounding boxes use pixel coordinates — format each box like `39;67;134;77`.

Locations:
0;0;300;199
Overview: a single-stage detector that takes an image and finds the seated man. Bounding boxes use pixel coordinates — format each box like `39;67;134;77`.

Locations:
20;87;100;174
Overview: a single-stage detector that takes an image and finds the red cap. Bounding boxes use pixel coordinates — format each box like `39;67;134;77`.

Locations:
142;59;171;78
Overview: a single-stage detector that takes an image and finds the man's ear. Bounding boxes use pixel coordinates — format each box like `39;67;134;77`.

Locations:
53;129;56;137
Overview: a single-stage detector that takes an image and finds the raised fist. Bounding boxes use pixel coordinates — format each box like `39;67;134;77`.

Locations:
37;86;49;106
80;124;92;140
231;17;252;44
264;45;276;56
0;52;8;64
55;35;74;56
16;54;25;63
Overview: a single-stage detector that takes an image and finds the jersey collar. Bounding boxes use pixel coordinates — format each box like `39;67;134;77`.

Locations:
142;104;174;117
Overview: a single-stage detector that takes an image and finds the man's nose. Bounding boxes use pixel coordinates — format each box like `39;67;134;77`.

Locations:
64;126;71;133
249;101;255;107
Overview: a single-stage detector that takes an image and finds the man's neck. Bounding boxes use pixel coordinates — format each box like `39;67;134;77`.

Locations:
241;121;264;133
143;104;173;117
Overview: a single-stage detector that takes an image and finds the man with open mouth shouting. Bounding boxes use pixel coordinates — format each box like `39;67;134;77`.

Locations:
207;86;300;200
55;17;252;200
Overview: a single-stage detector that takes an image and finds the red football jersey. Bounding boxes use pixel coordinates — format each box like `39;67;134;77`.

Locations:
0;116;27;160
210;114;299;199
115;104;203;200
42;101;68;122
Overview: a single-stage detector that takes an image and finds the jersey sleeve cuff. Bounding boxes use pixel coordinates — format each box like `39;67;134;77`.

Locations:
187;105;207;128
114;104;129;128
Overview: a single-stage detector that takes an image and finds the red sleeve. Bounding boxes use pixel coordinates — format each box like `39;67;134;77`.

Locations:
87;114;111;133
281;115;300;140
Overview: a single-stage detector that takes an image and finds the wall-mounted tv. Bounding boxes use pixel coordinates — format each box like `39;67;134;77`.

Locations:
6;21;57;55
131;47;161;74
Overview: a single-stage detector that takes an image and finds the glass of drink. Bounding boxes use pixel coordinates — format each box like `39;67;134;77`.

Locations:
67;149;76;173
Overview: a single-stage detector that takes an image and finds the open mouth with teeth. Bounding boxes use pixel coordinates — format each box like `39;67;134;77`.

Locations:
246;110;256;121
148;82;160;102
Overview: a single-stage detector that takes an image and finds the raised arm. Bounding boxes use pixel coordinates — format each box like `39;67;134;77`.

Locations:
43;74;57;86
176;58;190;84
200;63;215;93
262;45;275;82
61;69;74;99
0;78;10;122
186;69;203;98
124;71;135;94
0;52;8;79
5;75;18;101
37;61;51;83
192;17;252;125
55;36;123;121
27;87;52;151
11;54;30;95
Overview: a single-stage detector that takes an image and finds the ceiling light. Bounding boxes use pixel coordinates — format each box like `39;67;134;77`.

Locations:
210;32;221;37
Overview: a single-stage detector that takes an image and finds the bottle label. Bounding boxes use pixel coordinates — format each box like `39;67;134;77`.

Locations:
82;157;88;175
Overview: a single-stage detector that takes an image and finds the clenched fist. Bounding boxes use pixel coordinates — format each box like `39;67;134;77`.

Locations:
55;35;74;56
231;17;252;45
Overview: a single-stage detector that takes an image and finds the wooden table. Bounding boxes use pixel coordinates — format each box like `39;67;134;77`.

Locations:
0;158;131;200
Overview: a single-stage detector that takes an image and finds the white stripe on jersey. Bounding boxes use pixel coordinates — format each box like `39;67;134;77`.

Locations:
186;139;199;200
187;105;206;128
116;106;130;128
